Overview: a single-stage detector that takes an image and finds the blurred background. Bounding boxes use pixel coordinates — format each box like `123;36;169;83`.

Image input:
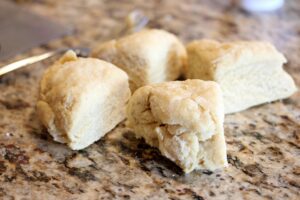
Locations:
0;0;299;84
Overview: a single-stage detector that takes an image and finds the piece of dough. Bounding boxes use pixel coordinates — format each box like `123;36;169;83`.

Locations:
37;51;131;150
92;29;187;92
186;39;297;114
126;80;228;173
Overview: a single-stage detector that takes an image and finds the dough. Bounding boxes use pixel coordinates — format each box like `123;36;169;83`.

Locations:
186;40;297;114
126;80;228;173
92;29;187;92
37;51;131;150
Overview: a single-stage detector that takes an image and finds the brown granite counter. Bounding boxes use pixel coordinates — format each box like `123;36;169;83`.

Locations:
0;0;300;199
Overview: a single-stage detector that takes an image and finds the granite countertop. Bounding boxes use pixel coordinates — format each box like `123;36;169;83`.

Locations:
0;0;300;199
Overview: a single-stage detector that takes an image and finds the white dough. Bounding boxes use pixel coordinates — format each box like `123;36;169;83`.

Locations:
126;80;228;173
186;39;297;114
93;29;187;92
37;51;131;150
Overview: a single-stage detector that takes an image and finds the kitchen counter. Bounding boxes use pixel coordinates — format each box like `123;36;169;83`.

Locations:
0;0;299;199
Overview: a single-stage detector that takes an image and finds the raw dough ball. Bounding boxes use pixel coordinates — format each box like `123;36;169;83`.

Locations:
37;51;131;150
92;29;187;92
127;80;227;173
186;39;297;114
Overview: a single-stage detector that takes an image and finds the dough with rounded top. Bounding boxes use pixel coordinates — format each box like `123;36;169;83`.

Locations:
92;29;187;92
186;39;297;114
126;80;228;173
37;50;131;150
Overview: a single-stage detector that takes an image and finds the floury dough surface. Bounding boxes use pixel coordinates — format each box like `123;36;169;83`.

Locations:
126;80;227;173
0;0;299;199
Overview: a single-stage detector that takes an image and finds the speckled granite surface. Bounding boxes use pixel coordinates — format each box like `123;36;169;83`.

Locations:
0;0;300;199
